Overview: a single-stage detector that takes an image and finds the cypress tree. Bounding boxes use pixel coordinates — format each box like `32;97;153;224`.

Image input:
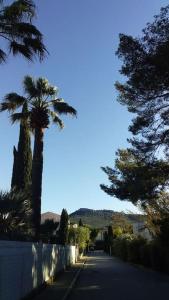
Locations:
11;103;32;190
58;209;69;245
11;146;19;188
79;218;83;227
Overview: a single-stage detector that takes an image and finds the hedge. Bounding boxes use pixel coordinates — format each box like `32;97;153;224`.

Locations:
111;235;169;274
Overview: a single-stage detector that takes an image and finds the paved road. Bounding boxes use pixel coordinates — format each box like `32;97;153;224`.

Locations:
69;251;169;300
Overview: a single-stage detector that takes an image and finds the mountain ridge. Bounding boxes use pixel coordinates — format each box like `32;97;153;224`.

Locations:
41;208;143;228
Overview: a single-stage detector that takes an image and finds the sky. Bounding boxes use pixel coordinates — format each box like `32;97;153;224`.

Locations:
0;0;168;215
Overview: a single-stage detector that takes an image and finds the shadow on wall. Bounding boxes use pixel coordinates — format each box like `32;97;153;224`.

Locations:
0;241;76;300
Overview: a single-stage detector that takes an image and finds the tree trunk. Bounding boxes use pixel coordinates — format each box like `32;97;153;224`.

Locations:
32;127;44;240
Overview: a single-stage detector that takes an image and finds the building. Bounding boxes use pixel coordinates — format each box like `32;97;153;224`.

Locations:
133;221;152;240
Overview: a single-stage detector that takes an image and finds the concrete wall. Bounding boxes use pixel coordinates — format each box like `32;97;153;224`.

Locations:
0;241;76;300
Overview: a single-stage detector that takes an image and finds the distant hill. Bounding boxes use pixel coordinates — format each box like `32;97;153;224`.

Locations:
41;208;144;228
41;212;60;224
69;208;144;228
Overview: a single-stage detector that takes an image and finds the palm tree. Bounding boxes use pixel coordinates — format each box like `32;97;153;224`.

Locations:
0;189;32;238
0;0;47;62
1;75;77;240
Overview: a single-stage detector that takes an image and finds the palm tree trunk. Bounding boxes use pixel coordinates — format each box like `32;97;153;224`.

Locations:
32;127;44;240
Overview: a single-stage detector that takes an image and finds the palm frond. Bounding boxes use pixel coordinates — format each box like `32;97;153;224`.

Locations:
12;22;42;38
35;77;57;96
2;0;36;22
5;92;25;104
9;37;47;62
11;111;30;124
9;41;33;60
52;99;77;116
1;93;25;112
36;77;50;95
23;37;47;61
0;0;47;63
53;115;64;129
48;110;64;129
23;75;37;97
0;49;6;63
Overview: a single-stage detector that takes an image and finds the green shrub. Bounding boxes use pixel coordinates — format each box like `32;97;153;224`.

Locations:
112;235;131;261
127;237;146;264
162;247;169;274
149;241;166;272
139;243;151;267
112;234;169;274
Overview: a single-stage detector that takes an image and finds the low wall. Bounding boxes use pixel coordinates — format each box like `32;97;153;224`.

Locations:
0;241;76;300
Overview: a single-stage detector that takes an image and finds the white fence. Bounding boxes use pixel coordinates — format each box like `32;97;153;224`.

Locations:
0;241;76;300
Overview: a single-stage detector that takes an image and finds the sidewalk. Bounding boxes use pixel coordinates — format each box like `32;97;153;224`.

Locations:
31;260;85;300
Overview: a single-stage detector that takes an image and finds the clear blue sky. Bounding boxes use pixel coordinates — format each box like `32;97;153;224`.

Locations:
0;0;168;214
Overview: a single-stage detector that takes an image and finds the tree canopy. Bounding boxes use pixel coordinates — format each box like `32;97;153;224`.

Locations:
115;5;169;157
100;149;169;205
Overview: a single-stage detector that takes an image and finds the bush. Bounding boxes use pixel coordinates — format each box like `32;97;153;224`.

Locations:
112;235;169;274
149;241;166;272
127;237;146;264
139;243;151;267
112;235;132;261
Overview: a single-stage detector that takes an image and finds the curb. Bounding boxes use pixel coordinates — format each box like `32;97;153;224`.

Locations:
61;259;87;300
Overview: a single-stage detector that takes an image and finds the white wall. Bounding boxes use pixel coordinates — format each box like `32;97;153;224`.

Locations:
133;222;152;241
0;241;76;300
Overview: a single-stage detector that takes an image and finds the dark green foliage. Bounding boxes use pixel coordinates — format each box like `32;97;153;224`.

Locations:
157;216;169;245
149;242;169;272
90;228;99;242
0;0;47;63
104;226;114;254
112;237;129;261
139;243;151;267
0;189;32;240
115;6;169;157
79;218;83;226
58;209;69;245
104;231;108;252
101;149;169;205
11;103;32;190
108;225;114;245
40;219;59;243
112;236;169;274
127;237;146;264
11;146;18;188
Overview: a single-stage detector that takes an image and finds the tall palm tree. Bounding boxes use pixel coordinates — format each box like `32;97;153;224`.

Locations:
1;75;77;240
0;0;47;62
